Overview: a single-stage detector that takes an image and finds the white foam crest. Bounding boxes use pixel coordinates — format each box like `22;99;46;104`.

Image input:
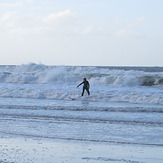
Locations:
98;75;139;86
15;63;47;72
40;67;77;83
0;64;77;84
108;93;163;105
0;84;163;105
0;64;163;86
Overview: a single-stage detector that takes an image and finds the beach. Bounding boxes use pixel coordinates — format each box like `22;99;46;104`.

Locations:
0;64;163;162
0;133;163;163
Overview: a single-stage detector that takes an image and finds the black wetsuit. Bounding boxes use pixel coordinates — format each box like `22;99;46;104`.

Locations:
77;80;90;96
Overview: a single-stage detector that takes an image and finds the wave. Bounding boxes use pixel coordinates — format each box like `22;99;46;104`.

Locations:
0;83;163;105
139;76;163;86
0;63;163;105
0;63;163;86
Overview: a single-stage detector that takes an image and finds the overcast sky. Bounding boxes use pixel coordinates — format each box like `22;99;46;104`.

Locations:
0;0;163;66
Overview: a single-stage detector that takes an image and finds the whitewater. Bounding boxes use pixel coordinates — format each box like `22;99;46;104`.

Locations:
0;63;163;163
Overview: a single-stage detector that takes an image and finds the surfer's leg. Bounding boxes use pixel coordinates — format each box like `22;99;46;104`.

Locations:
86;88;90;95
82;88;85;96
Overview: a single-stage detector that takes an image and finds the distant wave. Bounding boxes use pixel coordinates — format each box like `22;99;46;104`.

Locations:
139;76;163;86
0;63;163;86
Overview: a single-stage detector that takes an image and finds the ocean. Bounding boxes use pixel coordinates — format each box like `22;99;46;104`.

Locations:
0;63;163;162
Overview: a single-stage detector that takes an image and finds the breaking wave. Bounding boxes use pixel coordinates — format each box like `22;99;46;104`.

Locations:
0;63;163;86
0;63;163;105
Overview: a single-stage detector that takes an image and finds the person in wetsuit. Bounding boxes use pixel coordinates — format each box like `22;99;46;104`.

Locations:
77;78;90;96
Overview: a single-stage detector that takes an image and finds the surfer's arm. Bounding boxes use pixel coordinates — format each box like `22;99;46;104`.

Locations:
77;82;83;88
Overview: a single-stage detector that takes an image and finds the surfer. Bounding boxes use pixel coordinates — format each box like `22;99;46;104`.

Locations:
77;78;90;96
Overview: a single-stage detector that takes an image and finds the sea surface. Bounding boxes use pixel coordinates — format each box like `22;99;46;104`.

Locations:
0;63;163;160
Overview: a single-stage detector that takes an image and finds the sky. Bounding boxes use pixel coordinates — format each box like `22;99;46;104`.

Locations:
0;0;163;66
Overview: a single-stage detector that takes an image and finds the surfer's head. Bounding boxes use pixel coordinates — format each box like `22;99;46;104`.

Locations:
83;78;86;81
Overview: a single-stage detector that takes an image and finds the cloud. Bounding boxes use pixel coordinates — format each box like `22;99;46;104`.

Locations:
115;29;128;37
0;9;149;41
113;17;150;38
0;9;100;37
42;9;74;25
75;25;93;34
0;9;77;39
115;28;146;38
0;2;22;7
0;12;17;28
128;17;152;27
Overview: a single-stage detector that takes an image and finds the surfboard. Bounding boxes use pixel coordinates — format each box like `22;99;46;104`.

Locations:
68;97;76;101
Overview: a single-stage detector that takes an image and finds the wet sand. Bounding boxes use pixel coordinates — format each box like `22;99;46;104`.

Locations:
0;136;163;163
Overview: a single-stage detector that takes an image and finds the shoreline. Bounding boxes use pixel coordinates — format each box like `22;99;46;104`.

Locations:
0;135;163;163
